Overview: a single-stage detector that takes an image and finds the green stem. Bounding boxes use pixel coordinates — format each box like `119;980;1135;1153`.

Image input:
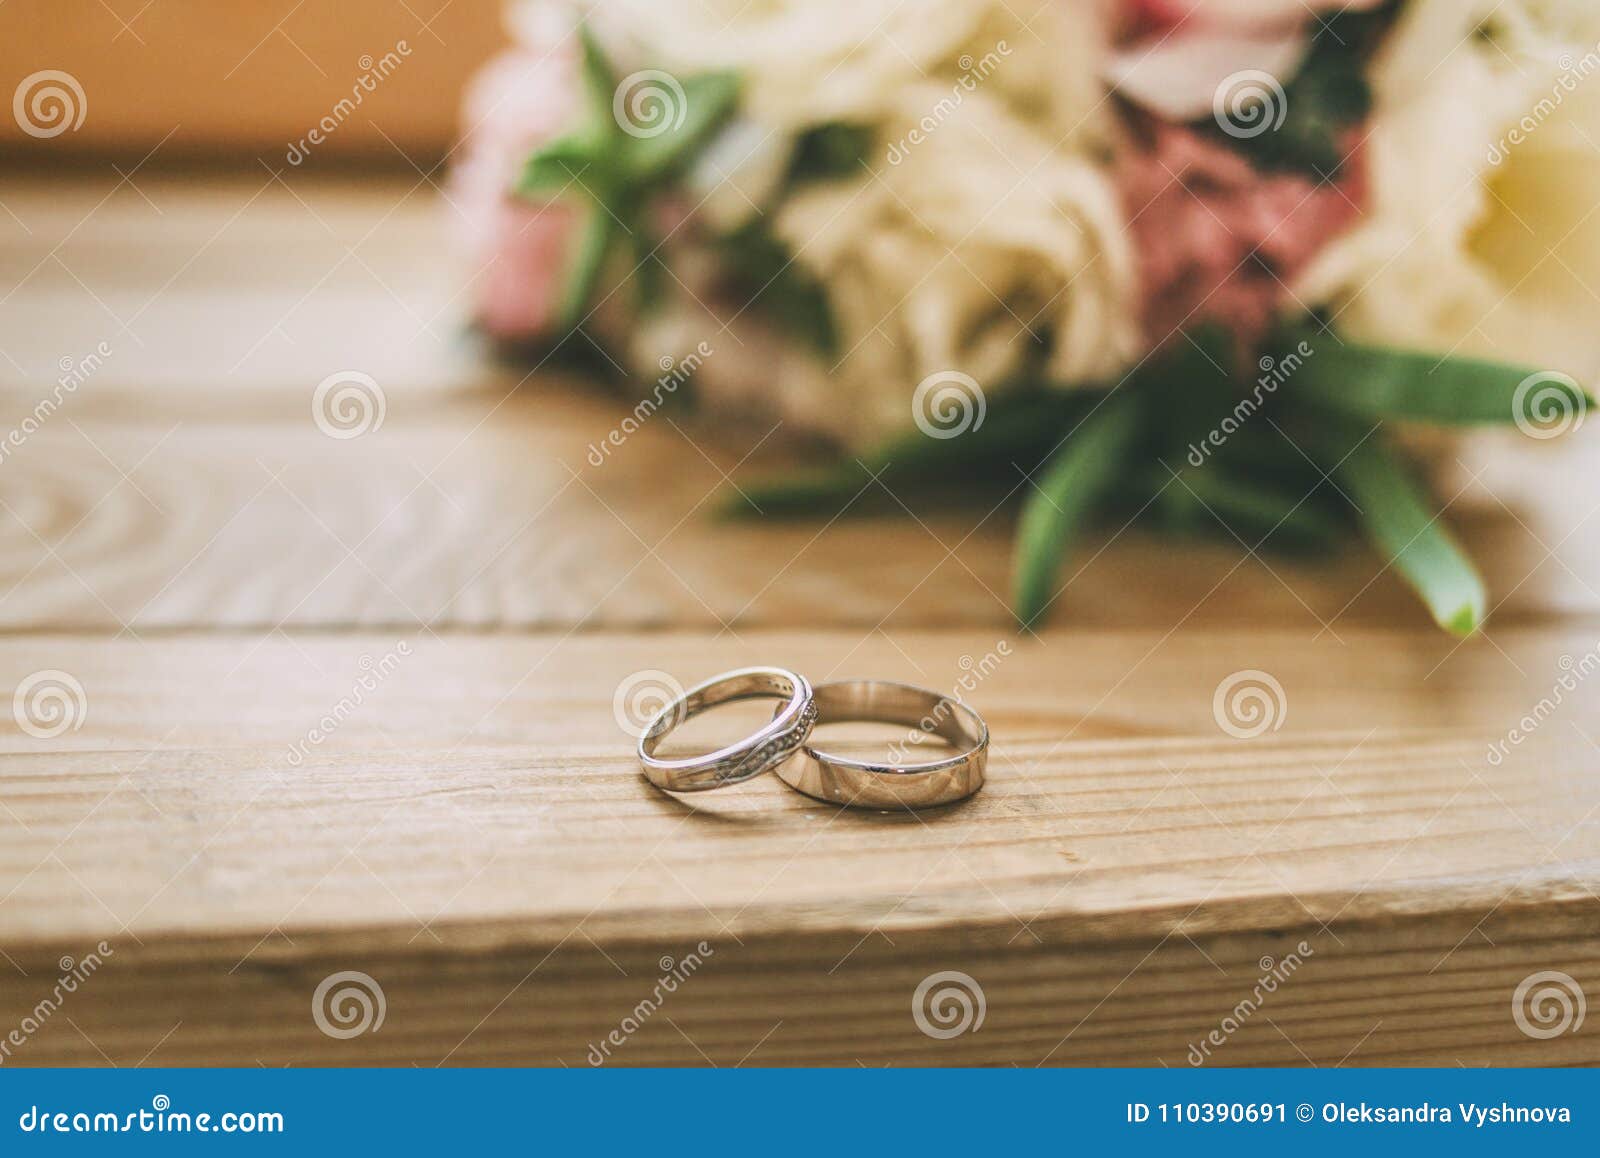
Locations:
1011;393;1144;628
1335;436;1487;636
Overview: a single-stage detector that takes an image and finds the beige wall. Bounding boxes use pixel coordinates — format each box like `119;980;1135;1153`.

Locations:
0;0;507;163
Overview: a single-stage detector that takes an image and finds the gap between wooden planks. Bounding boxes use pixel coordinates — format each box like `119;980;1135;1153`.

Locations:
0;629;1596;1064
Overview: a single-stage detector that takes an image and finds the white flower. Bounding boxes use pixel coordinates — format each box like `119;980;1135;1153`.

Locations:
593;0;1140;446
587;0;1113;230
1493;0;1600;46
590;0;1108;135
629;85;1140;449
1297;0;1600;380
762;86;1139;445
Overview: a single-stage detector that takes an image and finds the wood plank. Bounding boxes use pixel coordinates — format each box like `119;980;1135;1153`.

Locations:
0;388;1593;631
0;175;484;394
3;918;1595;1066
0;629;1595;1064
2;175;1596;631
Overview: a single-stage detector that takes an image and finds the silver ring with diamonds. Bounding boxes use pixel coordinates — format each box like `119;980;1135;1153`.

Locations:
638;666;817;792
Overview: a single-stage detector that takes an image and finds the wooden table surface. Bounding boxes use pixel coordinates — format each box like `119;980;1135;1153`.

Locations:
0;173;1596;1066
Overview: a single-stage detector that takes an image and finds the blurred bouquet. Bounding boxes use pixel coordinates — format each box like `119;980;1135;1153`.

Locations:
453;0;1595;634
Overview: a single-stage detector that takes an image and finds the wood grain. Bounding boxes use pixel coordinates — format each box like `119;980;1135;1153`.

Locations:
0;175;1596;1067
3;175;1597;631
0;174;484;394
0;630;1596;1064
5;915;1596;1066
0;390;1594;632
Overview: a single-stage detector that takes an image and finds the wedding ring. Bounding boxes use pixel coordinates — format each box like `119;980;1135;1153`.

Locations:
638;666;817;792
776;680;987;809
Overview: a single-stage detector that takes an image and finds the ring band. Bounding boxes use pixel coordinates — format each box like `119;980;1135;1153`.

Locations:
775;680;987;809
638;667;817;792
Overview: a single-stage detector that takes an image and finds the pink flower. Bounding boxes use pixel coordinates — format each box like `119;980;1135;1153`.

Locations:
450;39;585;341
1116;119;1365;354
1107;0;1383;123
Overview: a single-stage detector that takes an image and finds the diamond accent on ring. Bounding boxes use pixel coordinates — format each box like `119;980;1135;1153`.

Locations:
715;701;817;784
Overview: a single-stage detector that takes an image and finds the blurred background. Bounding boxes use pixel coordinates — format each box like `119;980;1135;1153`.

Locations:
0;1;509;397
5;2;500;161
1;0;1596;630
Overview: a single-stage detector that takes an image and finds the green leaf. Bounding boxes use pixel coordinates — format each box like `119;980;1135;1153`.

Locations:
517;134;602;197
557;207;615;329
1136;327;1239;464
1222;7;1383;177
787;123;875;183
1200;420;1333;494
521;26;745;339
578;23;620;130
1334;435;1487;637
1012;393;1145;628
862;389;1093;478
716;220;838;355
1160;466;1344;553
724;387;1099;519
628;214;666;315
1291;333;1593;426
624;71;741;182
